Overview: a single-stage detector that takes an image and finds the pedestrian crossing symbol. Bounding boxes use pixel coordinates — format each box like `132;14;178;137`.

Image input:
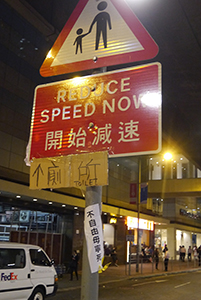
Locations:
40;0;159;77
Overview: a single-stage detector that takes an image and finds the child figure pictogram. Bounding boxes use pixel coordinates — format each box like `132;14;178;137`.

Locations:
73;28;90;54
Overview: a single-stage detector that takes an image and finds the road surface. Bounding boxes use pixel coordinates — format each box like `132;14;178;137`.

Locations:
51;270;201;300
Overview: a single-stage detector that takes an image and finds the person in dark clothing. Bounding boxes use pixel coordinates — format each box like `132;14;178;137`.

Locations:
141;247;147;260
153;247;159;270
69;250;79;281
197;246;201;266
111;247;118;266
188;246;192;261
104;244;111;256
163;245;169;271
179;246;182;261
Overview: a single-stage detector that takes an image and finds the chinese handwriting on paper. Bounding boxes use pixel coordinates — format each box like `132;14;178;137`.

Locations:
32;163;44;187
87;209;102;263
74;158;100;187
48;161;61;186
32;161;62;188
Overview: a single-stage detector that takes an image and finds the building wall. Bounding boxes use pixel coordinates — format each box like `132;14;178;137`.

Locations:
163;198;176;219
72;211;84;270
115;218;127;264
166;227;176;258
197;234;201;247
0;131;29;174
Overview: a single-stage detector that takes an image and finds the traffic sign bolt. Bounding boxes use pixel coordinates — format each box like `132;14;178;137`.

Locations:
88;122;94;129
93;56;98;62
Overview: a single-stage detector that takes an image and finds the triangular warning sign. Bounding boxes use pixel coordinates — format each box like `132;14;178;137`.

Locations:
40;0;159;77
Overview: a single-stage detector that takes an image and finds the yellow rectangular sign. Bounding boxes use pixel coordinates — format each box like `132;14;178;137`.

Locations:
30;151;108;190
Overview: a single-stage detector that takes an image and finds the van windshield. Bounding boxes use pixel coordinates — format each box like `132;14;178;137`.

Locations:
30;249;51;266
0;248;25;269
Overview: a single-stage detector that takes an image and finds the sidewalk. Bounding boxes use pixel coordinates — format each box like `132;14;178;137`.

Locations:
57;259;201;291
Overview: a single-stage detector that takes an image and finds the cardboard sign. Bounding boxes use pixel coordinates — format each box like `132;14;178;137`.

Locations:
30;151;108;189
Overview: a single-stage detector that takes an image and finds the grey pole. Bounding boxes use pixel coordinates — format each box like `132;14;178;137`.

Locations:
81;66;106;300
136;156;141;272
129;241;131;275
81;186;102;300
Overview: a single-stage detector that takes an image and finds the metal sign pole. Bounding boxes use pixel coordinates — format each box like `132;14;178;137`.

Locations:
81;186;102;300
129;241;131;275
136;157;141;273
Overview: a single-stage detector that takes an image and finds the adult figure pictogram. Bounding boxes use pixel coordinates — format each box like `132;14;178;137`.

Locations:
88;1;112;50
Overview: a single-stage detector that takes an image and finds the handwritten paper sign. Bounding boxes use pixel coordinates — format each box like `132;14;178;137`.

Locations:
30;151;108;189
84;203;104;273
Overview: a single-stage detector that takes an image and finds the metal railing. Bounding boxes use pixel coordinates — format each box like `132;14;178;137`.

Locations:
125;257;200;276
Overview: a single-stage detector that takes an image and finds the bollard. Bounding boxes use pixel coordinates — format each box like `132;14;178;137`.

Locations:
141;258;143;274
152;258;154;273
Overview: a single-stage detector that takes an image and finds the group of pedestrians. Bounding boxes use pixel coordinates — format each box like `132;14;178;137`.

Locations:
68;245;119;281
153;244;201;272
179;245;187;261
152;244;169;271
68;244;201;280
140;244;170;271
178;245;201;264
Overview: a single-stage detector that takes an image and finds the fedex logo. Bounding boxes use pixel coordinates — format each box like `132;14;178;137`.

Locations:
1;272;18;281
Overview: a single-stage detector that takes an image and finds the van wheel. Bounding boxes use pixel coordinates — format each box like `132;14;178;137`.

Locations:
31;288;45;300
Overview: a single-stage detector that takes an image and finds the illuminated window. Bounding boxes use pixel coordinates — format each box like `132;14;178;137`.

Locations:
172;162;177;179
182;163;188;179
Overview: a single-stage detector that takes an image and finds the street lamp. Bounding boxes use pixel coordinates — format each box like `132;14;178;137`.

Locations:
164;152;172;160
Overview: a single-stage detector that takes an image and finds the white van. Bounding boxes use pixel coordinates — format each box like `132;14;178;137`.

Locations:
0;242;58;300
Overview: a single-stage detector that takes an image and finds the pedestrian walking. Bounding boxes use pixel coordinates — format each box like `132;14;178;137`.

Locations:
153;247;159;270
180;245;186;261
179;245;182;260
111;247;118;266
188;246;192;261
197;246;201;266
69;250;79;281
193;245;198;261
163;245;169;271
158;244;163;258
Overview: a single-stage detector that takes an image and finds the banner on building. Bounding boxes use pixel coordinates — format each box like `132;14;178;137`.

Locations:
141;182;148;204
130;182;148;204
130;182;137;204
84;203;104;273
